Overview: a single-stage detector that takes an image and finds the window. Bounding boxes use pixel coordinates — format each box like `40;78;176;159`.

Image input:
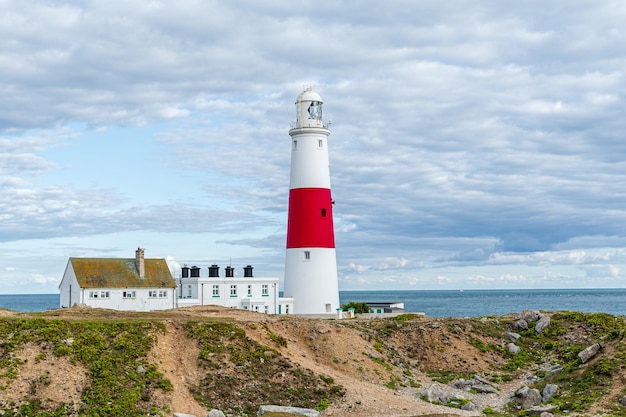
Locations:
318;139;323;148
230;284;237;297
292;140;297;150
149;290;157;298
212;285;220;297
247;284;252;297
89;291;98;299
264;306;269;314
158;290;167;298
101;291;110;299
123;291;136;299
304;250;311;260
187;286;192;297
321;208;326;217
262;284;269;296
285;305;289;314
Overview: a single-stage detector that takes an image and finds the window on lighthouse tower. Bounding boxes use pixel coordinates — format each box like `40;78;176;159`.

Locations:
304;250;311;260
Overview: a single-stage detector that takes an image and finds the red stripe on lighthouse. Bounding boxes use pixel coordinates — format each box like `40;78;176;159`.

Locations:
286;188;335;248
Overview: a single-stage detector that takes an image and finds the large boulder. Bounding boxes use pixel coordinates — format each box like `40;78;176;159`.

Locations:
535;315;551;334
508;343;521;354
206;410;226;417
578;343;602;363
517;386;542;408
542;384;559;402
506;332;521;342
521;310;542;323
512;319;529;331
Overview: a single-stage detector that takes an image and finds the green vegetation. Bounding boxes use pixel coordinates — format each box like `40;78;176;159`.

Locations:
340;301;370;313
186;321;344;415
0;318;171;417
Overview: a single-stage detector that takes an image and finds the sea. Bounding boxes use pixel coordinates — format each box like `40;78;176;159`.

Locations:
3;288;626;318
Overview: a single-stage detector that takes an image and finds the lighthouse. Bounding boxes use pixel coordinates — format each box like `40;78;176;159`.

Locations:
283;87;340;314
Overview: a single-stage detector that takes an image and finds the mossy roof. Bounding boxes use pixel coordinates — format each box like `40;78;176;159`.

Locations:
70;258;176;289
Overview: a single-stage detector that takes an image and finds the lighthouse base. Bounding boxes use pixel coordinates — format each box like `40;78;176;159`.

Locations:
283;247;340;315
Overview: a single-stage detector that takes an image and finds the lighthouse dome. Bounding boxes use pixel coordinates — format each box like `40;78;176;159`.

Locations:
294;86;325;128
296;87;323;104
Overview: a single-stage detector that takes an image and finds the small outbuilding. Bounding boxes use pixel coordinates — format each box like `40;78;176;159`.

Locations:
58;248;177;311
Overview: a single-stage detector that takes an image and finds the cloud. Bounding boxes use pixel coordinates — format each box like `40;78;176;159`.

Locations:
1;1;626;292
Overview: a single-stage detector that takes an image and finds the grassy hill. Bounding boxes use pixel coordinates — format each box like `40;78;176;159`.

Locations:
1;306;626;416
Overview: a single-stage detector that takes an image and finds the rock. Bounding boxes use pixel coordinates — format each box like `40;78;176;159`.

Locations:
542;384;558;402
508;343;521;354
526;405;557;415
206;410;225;417
506;332;521;342
517;386;542;408
578;343;602;363
535;315;551;334
136;365;145;373
540;413;554;417
521;310;542;323
537;363;562;379
472;383;498;394
619;395;626;406
473;375;490;385
258;405;319;417
450;378;472;391
512;319;529;331
174;414;197;417
461;401;476;411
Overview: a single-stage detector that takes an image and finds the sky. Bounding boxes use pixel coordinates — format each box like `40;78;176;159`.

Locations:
1;1;626;294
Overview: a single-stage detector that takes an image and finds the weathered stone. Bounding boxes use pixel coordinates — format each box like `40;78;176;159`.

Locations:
512;319;529;331
542;384;558;402
508;343;521;354
539;412;554;417
620;395;626;406
472;383;498;394
526;405;557;415
461;401;476;411
535;315;551;334
136;365;146;373
174;413;197;417
473;375;490;385
517;386;542;408
416;387;453;404
506;332;521;342
450;378;472;391
578;343;602;363
206;410;225;417
521;310;542;323
538;363;563;379
258;405;319;417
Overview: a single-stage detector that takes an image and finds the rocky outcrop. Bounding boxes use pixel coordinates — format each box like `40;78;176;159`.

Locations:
578;343;602;363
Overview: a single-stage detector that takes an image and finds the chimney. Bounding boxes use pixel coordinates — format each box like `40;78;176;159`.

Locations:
181;264;189;278
135;247;145;279
243;265;254;278
225;265;234;278
208;264;220;277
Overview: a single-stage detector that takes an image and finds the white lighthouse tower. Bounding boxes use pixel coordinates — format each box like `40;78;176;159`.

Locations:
283;87;340;315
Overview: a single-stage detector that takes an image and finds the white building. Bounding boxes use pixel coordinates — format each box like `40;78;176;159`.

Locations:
176;264;294;314
58;248;177;311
